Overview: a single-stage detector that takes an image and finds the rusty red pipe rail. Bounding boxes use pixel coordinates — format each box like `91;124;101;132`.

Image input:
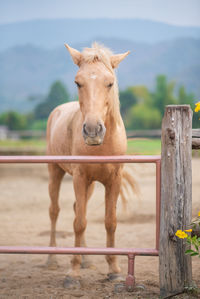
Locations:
0;246;159;256
126;254;136;291
0;155;161;164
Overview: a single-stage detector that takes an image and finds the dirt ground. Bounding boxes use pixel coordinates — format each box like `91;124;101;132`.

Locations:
0;159;199;299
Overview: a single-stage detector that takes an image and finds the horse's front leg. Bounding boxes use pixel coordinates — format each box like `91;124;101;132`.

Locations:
70;173;89;277
105;173;121;275
73;182;95;269
47;164;65;268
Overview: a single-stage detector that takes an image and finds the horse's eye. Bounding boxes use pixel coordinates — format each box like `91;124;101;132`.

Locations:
75;81;82;88
107;83;114;88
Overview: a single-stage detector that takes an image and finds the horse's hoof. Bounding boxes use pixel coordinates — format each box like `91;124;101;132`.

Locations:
46;256;59;270
63;276;81;289
46;262;58;270
107;273;124;282
114;283;126;293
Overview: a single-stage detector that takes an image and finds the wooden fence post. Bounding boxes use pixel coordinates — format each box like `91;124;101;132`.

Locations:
159;105;193;298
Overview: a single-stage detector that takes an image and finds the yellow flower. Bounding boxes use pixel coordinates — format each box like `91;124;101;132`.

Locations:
184;229;192;232
198;211;200;217
194;102;200;113
175;230;188;239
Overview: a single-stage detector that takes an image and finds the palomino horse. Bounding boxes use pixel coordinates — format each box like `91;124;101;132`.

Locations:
46;43;130;282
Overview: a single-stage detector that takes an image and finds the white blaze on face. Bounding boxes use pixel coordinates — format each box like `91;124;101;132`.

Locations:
90;74;97;102
90;74;97;80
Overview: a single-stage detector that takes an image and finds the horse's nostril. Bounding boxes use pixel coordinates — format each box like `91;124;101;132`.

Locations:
83;123;88;135
97;124;103;133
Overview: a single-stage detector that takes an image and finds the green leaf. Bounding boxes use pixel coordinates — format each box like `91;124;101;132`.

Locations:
185;249;195;254
190;252;199;256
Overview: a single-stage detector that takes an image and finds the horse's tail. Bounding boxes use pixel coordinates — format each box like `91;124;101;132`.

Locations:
120;168;140;211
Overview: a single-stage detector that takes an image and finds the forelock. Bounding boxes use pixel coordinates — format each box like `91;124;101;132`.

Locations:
82;42;114;73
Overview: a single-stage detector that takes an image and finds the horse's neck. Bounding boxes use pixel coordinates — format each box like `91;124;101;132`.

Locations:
103;111;127;155
105;107;125;138
105;91;122;131
105;113;121;130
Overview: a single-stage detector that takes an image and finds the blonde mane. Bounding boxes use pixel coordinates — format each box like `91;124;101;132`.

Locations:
82;43;121;124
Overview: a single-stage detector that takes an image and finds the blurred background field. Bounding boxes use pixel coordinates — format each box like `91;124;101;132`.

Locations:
0;1;200;140
0;1;199;153
127;139;161;154
0;138;162;155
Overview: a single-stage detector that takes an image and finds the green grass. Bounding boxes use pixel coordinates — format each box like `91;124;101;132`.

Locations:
0;139;46;149
127;138;161;155
0;138;161;155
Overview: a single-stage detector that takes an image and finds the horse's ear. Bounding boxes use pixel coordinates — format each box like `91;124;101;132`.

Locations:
64;44;82;66
110;51;130;69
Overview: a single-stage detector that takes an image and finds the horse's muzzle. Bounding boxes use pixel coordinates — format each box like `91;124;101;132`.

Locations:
82;122;106;146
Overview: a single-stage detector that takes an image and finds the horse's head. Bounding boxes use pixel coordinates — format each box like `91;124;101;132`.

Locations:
65;43;130;146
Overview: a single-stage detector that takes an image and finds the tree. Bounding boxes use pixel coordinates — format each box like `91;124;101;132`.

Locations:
177;86;199;128
125;104;162;130
34;81;70;119
119;89;137;119
123;85;161;130
0;111;27;130
152;75;176;115
128;86;152;106
177;86;194;106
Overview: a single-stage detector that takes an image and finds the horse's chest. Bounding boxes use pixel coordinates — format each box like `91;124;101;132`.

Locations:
77;163;122;184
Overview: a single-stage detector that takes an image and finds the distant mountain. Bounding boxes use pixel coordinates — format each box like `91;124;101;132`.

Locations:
0;37;200;112
1;18;200;52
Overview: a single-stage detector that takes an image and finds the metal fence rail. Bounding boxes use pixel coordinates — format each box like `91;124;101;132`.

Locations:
0;155;161;163
0;155;161;291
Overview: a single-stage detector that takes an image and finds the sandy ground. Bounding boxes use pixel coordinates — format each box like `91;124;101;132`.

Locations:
0;159;200;299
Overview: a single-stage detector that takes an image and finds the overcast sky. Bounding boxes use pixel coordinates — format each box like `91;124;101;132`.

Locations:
1;0;200;27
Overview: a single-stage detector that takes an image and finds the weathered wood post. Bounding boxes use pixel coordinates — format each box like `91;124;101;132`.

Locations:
159;105;193;298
